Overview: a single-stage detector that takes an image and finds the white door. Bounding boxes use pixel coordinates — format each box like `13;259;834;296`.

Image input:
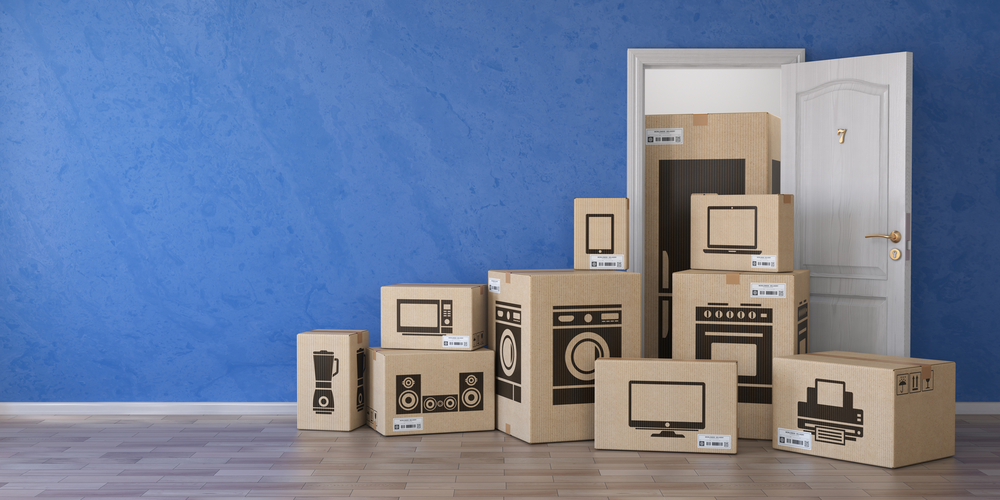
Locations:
781;52;912;357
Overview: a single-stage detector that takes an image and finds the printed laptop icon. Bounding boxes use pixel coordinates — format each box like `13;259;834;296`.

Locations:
703;206;763;255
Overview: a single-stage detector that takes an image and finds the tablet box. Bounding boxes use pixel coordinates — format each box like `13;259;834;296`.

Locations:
574;198;629;270
672;269;809;440
773;351;955;468
366;347;494;436
690;193;794;273
487;269;641;444
296;329;369;432
381;283;487;351
595;358;737;454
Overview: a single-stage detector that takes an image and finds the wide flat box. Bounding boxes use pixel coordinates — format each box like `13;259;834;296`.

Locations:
381;283;487;351
487;269;641;443
672;269;809;440
366;347;494;436
297;329;369;432
594;358;737;454
574;198;629;270
773;351;955;468
690;193;794;273
644;112;781;359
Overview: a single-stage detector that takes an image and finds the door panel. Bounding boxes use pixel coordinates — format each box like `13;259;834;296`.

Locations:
809;295;887;354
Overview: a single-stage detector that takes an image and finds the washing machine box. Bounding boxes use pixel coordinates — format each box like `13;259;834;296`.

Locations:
594;358;737;454
773;352;955;468
574;198;629;271
672;269;809;440
380;283;488;351
690;193;794;273
296;329;369;432
366;347;495;437
487;269;642;444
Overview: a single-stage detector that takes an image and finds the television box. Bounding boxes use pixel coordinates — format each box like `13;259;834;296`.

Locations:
643;112;781;360
690;193;794;273
574;198;629;271
380;283;487;351
296;329;369;432
672;269;809;440
366;347;494;436
595;358;737;454
487;269;641;443
773;351;955;468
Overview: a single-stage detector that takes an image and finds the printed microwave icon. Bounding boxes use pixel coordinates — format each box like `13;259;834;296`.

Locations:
797;378;864;445
397;299;453;335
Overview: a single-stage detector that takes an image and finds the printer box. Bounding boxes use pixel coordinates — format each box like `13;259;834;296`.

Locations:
296;329;369;432
574;198;629;270
690;193;794;273
380;283;487;351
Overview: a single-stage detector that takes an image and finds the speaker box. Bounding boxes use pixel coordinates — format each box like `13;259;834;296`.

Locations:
459;372;484;411
395;374;421;414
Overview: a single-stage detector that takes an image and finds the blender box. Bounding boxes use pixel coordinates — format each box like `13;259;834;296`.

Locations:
690;193;794;273
574;197;629;270
296;329;369;432
380;283;488;351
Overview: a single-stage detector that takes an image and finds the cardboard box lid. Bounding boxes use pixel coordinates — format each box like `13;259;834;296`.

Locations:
782;351;953;379
299;329;366;337
383;283;485;289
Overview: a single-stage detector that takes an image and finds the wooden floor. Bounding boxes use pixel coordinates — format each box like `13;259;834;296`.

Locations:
0;414;998;499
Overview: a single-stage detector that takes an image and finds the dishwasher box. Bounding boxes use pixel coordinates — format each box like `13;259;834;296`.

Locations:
380;283;488;351
296;329;369;432
690;193;794;273
574;197;629;270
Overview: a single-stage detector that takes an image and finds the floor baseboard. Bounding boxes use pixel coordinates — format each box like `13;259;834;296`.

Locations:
0;402;296;415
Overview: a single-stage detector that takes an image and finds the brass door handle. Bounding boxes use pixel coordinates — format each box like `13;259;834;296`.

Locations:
865;231;901;243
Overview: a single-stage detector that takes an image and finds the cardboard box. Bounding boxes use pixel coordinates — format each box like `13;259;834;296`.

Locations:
690;193;794;273
643;112;780;359
366;347;494;436
574;198;629;270
297;329;369;432
773;351;955;468
594;358;738;454
381;283;487;351
487;269;641;443
672;269;809;440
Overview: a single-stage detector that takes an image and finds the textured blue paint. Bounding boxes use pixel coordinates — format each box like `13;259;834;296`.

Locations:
1;0;998;402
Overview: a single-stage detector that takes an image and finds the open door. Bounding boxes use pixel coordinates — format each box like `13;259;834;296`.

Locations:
781;52;912;356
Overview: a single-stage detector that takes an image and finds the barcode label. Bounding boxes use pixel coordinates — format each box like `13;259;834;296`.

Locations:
646;128;683;145
697;434;731;450
777;428;812;450
393;417;423;432
488;278;501;293
589;254;625;269
750;255;778;269
443;335;470;348
750;282;786;298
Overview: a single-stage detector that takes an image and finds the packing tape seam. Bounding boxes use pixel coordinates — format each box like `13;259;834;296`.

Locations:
807;352;935;380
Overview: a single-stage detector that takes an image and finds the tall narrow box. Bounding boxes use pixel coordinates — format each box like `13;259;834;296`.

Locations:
574;198;629;270
381;283;487;351
690;193;794;272
296;329;369;432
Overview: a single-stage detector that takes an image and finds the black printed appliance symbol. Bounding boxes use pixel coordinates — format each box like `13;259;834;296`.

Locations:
395;372;485;415
703;206;763;255
495;301;522;403
797;379;863;445
628;381;705;438
586;214;614;254
312;350;339;414
356;348;366;412
552;305;622;406
397;299;453;335
695;303;772;404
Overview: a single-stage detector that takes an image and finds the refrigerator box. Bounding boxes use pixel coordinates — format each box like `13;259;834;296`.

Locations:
690;193;794;273
773;351;955;468
672;269;809;440
380;283;487;351
594;358;737;454
366;347;494;437
643;112;780;360
487;269;641;444
574;197;629;271
296;329;369;432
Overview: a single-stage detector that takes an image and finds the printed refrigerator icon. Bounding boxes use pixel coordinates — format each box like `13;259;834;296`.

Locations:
797;378;864;445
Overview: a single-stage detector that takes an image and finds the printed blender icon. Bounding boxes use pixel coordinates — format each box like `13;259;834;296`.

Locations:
312;350;339;414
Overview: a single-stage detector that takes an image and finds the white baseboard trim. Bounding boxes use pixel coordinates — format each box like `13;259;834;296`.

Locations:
0;402;296;415
956;402;1000;415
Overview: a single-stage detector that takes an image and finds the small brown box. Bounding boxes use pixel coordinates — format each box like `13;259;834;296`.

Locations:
296;329;369;432
380;283;487;351
773;351;955;468
574;198;629;270
690;193;794;273
595;358;737;454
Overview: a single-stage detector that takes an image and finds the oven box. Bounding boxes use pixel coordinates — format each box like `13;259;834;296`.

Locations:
296;329;369;432
366;347;494;437
594;358;737;454
574;198;629;271
643;112;781;360
487;269;641;444
772;351;955;468
690;193;794;273
380;283;488;351
672;269;809;440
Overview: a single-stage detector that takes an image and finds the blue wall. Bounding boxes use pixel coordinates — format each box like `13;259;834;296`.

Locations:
1;0;997;402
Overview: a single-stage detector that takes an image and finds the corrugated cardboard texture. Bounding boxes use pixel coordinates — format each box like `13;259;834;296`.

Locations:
643;113;781;360
296;330;369;431
690;194;794;273
488;269;641;444
672;269;810;440
381;283;487;351
574;198;629;270
366;347;495;436
773;351;955;468
594;358;737;454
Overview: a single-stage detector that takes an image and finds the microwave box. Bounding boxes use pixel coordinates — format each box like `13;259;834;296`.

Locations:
690;193;794;273
594;358;738;454
296;329;369;432
380;283;487;351
643;112;780;360
574;198;629;271
487;269;641;444
773;351;955;468
366;347;494;436
672;268;809;440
